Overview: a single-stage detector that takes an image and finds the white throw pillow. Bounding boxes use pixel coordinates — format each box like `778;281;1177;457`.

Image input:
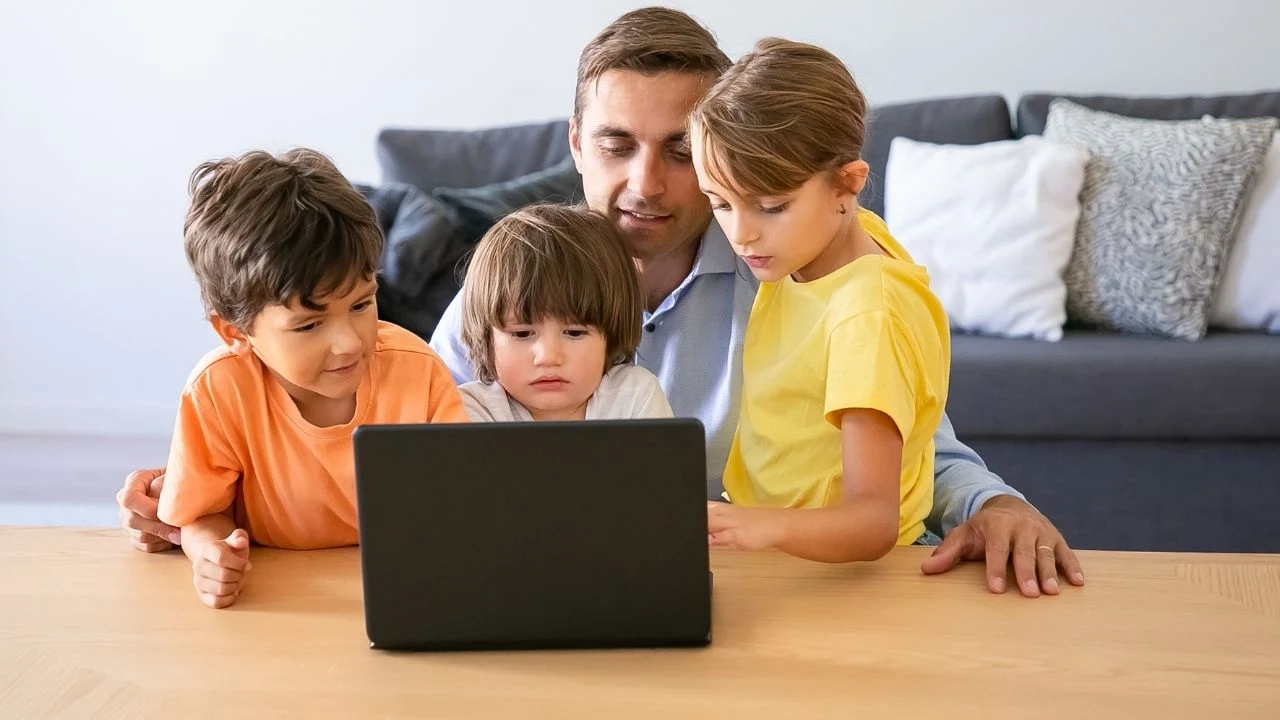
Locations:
884;136;1089;342
1212;130;1280;333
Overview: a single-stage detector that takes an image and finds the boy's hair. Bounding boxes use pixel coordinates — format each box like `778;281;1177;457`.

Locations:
183;148;383;331
461;203;643;384
690;38;869;198
574;6;731;124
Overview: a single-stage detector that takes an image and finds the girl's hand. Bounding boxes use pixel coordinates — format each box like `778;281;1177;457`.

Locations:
707;502;787;551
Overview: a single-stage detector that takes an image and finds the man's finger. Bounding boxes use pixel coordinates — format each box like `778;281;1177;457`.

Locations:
1010;535;1041;598
1057;543;1086;586
147;474;165;498
919;527;967;575
984;538;1011;594
1036;542;1061;595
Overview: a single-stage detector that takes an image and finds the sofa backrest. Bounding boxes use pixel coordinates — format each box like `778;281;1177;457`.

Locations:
1016;90;1280;136
377;120;572;193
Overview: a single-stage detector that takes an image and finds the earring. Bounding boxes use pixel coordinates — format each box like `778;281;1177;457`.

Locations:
838;204;847;215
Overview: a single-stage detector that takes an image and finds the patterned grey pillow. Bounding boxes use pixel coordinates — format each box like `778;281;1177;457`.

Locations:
1044;99;1277;340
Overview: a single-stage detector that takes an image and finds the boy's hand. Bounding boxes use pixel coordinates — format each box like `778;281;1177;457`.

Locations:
192;528;252;609
707;502;787;551
117;468;182;552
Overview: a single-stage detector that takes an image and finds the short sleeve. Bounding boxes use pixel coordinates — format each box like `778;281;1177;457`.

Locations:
457;382;499;422
823;311;920;440
629;369;675;419
157;386;241;527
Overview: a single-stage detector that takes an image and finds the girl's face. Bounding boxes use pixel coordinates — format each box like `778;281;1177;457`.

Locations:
491;315;608;421
691;127;869;284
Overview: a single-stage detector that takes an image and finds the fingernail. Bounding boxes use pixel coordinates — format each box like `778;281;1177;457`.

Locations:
993;578;1005;593
1073;571;1085;584
168;532;182;544
246;562;253;572
1045;577;1059;592
1025;581;1039;595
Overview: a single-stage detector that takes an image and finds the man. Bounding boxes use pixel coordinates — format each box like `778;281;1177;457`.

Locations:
120;7;1084;598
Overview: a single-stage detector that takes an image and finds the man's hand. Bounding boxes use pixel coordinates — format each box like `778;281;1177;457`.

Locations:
707;502;787;551
920;495;1085;597
117;468;181;552
192;528;252;609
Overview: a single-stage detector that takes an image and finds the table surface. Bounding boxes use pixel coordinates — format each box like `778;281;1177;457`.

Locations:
3;527;1279;719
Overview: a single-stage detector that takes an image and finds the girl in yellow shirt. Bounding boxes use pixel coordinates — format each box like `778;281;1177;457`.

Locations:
689;38;951;562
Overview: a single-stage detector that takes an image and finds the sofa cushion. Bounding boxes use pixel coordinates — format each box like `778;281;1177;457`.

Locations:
433;155;583;238
359;182;473;342
946;330;1280;440
1017;90;1280;136
861;94;1015;218
1043;100;1276;340
377;120;571;194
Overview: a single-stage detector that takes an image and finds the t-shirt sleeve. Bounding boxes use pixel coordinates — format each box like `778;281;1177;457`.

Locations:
823;310;921;440
157;385;241;528
457;383;499;422
629;368;675;419
425;353;471;423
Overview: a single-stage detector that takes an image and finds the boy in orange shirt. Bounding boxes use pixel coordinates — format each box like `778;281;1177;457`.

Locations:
157;148;467;609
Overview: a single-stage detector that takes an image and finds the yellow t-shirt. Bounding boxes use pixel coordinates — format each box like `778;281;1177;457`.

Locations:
722;210;951;545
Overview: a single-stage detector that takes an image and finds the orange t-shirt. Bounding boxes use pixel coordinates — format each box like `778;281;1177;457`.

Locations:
157;321;467;549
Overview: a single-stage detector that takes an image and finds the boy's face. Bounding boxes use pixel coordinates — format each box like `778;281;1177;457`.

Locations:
491;315;607;422
227;277;380;412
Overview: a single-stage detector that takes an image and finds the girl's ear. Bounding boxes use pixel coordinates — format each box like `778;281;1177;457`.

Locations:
835;159;870;198
210;313;251;351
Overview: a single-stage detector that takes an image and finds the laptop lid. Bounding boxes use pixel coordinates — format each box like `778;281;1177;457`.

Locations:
353;418;712;651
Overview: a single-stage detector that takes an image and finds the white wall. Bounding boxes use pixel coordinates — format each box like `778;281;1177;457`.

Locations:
3;0;1278;439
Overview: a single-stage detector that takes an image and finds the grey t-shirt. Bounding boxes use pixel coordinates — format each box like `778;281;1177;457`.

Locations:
458;364;673;422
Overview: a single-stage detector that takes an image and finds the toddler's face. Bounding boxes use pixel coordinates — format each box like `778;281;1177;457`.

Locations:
491;315;607;422
245;276;380;412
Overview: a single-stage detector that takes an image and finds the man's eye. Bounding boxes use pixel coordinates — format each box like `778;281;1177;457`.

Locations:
599;142;631;157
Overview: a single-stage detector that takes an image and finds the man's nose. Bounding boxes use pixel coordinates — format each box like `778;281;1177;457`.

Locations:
627;148;667;199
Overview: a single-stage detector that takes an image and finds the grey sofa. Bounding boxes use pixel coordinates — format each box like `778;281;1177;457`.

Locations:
372;90;1280;553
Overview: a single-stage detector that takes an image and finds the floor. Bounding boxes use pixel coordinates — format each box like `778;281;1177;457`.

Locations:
0;433;170;527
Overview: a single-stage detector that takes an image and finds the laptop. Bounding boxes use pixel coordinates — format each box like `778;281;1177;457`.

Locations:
352;418;712;651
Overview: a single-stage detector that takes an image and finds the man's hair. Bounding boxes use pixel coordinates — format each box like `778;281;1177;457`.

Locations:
690;37;869;197
573;6;731;123
182;148;383;331
461;203;643;385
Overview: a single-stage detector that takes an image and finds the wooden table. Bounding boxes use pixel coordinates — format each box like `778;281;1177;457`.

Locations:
3;528;1278;719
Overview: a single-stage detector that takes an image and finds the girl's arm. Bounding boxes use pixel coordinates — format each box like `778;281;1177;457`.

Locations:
772;408;902;562
707;408;902;563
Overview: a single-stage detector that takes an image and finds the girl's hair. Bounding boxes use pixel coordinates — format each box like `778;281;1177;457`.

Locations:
689;37;869;198
460;203;643;384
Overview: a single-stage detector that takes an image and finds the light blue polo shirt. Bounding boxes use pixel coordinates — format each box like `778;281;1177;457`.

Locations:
428;221;1024;533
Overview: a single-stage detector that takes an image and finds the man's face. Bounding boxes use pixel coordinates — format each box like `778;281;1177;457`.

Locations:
569;70;714;264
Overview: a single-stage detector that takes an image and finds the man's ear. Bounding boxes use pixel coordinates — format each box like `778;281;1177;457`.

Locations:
836;159;870;198
209;313;250;351
568;117;584;173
